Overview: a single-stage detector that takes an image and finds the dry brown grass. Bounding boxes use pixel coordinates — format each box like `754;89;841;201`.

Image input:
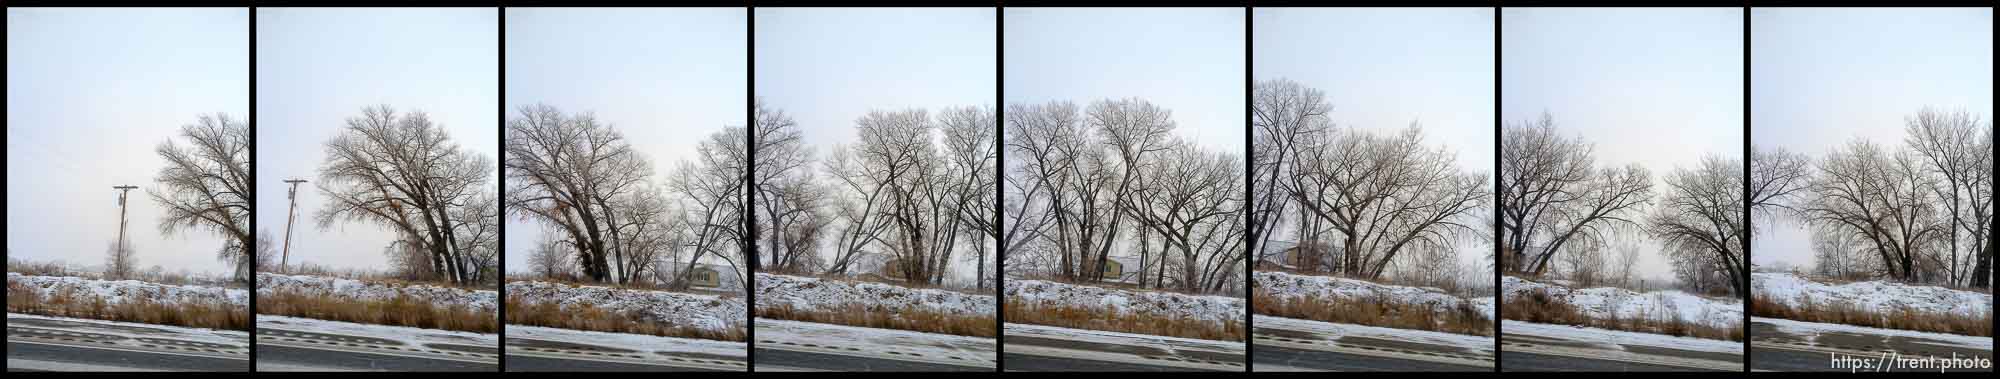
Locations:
758;302;995;338
1501;290;1744;341
6;278;249;331
1751;293;1992;337
1251;287;1492;336
503;293;746;342
1003;296;1243;342
256;288;496;334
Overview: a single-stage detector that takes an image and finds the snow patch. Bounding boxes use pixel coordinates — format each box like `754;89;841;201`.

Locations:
7;312;249;346
1254;314;1494;353
1751;272;1991;318
506;280;745;335
507;324;746;359
8;272;246;306
755;273;992;317
255;273;496;313
1502;276;1741;331
1752;316;1993;351
258;314;496;345
1506;320;1744;354
1004;279;1242;324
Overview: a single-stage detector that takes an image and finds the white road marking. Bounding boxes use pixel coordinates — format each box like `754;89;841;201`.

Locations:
6;338;247;361
1002;344;1240;371
504;347;744;371
258;337;497;365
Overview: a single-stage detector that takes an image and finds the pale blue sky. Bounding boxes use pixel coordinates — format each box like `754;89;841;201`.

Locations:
1005;7;1245;154
1503;8;1744;282
256;8;498;272
757;7;994;285
1751;8;1993;268
8;8;248;276
505;7;747;272
1255;7;1494;267
756;8;995;148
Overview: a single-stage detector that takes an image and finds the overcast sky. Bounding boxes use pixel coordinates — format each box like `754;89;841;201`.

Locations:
1006;7;1245;155
256;8;497;272
758;7;994;286
1503;8;1745;283
8;8;248;276
1750;8;1994;269
1256;7;1494;269
505;8;746;274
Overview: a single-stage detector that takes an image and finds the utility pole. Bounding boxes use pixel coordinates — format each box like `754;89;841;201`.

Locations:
112;185;137;263
282;179;307;274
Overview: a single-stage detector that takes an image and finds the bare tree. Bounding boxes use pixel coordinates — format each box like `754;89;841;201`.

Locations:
1805;140;1943;283
315;105;493;285
104;239;137;280
528;227;575;281
754;99;824;274
149;113;253;279
1647;155;1747;297
1288;124;1489;280
664;125;748;291
1810;225;1878;280
940;106;999;289
254;229;277;274
1251;78;1333;266
1499;113;1653;276
1903;108;1993;287
505;104;656;284
1122;140;1246;292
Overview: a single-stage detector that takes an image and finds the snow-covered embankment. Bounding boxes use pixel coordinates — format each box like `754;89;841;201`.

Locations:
507;280;745;335
256;273;497;313
1502;276;1740;331
9;272;246;307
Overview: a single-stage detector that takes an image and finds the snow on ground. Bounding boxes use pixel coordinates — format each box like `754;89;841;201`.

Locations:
256;273;495;313
258;314;497;345
1752;272;1991;318
1004;322;1245;352
8;272;247;306
7;312;248;346
507;280;745;335
1254;315;1494;353
1254;271;1495;322
1753;316;1993;351
1005;279;1243;324
755;273;992;317
507;324;746;358
1506;320;1744;354
758;318;994;359
1502;276;1741;331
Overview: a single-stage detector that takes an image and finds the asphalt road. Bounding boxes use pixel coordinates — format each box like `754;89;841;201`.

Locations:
1501;351;1722;372
254;327;498;372
501;336;746;372
1750;320;1993;372
255;344;496;372
6;316;249;372
1252;344;1490;371
505;353;732;372
754;347;990;372
1003;352;1229;372
7;340;247;372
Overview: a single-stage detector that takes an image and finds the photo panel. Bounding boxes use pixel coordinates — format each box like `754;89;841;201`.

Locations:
750;7;998;372
1002;7;1248;372
1248;7;1496;372
5;8;251;372
253;7;500;372
499;7;750;372
1748;7;1994;373
1497;7;1746;372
